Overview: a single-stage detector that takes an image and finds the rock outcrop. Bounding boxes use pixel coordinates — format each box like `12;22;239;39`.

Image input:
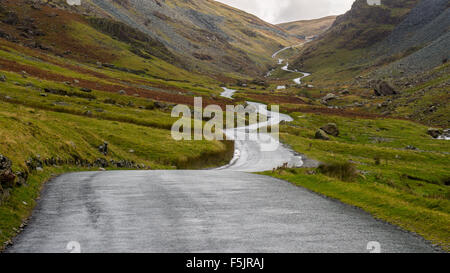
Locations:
315;129;330;140
321;93;337;104
321;123;340;137
0;155;16;189
427;128;442;138
374;81;398;96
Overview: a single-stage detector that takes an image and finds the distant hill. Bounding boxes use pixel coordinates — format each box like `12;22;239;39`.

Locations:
81;0;300;77
291;0;450;79
277;15;336;38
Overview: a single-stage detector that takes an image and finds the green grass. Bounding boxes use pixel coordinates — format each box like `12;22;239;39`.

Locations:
263;112;450;250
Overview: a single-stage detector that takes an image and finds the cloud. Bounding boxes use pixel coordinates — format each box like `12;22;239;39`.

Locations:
215;0;355;24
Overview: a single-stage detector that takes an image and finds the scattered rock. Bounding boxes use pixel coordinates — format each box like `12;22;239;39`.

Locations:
370;137;392;143
15;171;28;186
427;128;442;138
98;168;106;172
321;93;337;103
0;155;16;189
102;63;116;69
80;87;92;93
315;129;330;140
53;101;70;106
320;123;339;137
374;81;398;96
98;142;108;155
440;129;450;139
154;101;168;109
0;155;12;170
405;145;418;150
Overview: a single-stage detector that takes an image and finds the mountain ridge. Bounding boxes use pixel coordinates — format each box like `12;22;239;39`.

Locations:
82;0;300;76
277;15;337;39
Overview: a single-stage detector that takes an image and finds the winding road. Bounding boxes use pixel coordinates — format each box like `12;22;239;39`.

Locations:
6;50;439;253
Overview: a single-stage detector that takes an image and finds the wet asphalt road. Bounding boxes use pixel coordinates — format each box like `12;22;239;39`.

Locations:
7;170;437;253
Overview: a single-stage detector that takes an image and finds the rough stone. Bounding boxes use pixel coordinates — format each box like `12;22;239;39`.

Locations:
315;129;330;140
374;81;398;96
0;155;16;188
80;87;92;93
427;128;442;138
321;93;337;103
320;123;339;137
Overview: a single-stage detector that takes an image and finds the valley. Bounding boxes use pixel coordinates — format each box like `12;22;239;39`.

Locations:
0;0;448;252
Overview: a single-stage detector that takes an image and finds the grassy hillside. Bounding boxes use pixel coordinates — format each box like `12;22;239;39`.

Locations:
278;15;336;38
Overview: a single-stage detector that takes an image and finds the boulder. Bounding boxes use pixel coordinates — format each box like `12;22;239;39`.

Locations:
315;129;330;140
441;129;450;139
118;90;127;95
80;87;92;93
427;128;442;138
321;93;337;103
320;123;339;137
98;142;108;155
0;154;12;170
0;75;6;82
0;155;16;188
15;171;28;186
374;81;397;96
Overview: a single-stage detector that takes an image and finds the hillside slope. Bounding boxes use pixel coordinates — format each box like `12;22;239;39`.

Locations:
80;0;300;76
289;0;449;127
374;0;450;76
278;15;336;39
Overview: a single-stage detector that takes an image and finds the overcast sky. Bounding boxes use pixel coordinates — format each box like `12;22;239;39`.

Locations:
215;0;355;24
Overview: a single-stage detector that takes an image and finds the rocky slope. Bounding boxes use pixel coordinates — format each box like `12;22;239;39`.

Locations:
373;0;450;76
79;0;300;76
289;0;449;127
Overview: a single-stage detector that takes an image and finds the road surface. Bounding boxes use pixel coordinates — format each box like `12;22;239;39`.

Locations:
7;170;437;253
